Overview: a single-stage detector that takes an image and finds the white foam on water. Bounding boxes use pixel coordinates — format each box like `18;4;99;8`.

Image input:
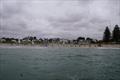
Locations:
0;45;47;49
96;47;120;49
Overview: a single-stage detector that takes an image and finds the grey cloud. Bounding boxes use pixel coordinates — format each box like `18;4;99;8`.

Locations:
77;0;94;4
90;18;108;24
0;0;25;19
0;0;120;39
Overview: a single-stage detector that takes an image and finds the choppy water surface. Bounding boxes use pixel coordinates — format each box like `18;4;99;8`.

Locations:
0;48;120;80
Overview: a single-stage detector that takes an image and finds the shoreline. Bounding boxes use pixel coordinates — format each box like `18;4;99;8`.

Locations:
0;43;120;49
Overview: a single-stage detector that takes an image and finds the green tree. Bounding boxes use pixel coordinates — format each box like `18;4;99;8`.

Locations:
112;25;120;42
103;26;111;42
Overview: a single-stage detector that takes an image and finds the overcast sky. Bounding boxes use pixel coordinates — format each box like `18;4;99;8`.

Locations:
0;0;120;39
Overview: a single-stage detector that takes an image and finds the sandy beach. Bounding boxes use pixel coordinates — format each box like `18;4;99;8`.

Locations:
0;43;120;49
0;44;46;49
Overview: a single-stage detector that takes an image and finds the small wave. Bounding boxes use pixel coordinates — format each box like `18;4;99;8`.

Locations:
67;74;92;80
75;54;89;57
0;45;48;49
67;74;80;80
96;47;120;49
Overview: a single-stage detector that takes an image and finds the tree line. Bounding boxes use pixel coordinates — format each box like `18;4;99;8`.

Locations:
103;24;120;43
0;24;120;45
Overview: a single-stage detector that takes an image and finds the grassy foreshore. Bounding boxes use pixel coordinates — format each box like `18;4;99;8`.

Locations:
0;43;120;48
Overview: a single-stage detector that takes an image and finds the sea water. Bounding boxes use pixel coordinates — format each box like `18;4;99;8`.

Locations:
0;47;120;80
